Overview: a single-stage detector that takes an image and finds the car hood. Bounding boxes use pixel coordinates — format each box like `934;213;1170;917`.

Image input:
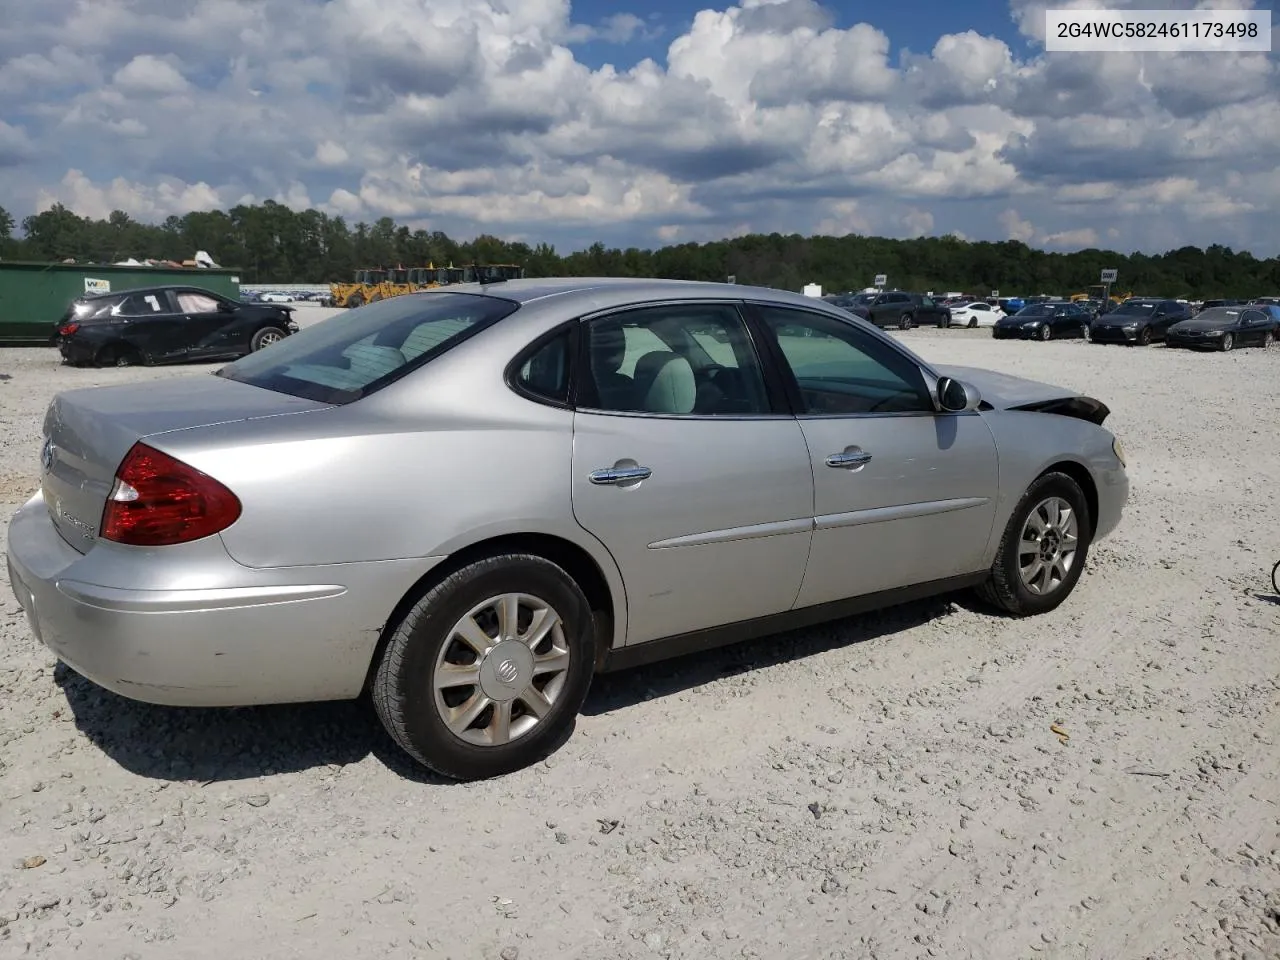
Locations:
1094;314;1149;326
930;365;1111;425
1170;318;1232;332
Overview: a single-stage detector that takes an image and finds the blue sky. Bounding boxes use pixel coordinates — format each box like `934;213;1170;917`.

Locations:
0;0;1277;257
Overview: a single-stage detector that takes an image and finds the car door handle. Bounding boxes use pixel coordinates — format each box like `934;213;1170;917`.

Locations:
826;450;872;468
589;466;652;485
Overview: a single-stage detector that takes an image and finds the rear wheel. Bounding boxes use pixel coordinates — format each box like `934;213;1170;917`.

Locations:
1263;331;1275;349
347;293;365;309
250;326;286;352
898;313;914;331
976;471;1092;616
371;554;596;780
968;317;978;329
97;344;142;367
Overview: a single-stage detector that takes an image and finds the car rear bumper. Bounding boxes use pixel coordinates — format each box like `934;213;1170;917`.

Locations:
6;491;439;707
56;337;98;364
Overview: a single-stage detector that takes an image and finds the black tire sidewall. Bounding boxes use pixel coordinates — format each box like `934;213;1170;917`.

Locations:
374;555;595;780
991;472;1092;615
1039;325;1051;341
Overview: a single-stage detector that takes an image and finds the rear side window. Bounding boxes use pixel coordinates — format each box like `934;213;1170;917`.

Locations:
217;292;518;403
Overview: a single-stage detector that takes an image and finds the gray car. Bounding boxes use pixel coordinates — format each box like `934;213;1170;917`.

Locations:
7;278;1129;780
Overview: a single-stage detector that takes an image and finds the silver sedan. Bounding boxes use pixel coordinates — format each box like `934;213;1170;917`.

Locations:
7;278;1129;779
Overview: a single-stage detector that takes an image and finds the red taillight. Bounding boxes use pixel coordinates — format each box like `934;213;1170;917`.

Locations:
100;443;241;546
58;322;79;336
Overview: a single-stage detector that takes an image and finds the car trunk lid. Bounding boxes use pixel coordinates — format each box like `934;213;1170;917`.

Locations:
40;376;331;552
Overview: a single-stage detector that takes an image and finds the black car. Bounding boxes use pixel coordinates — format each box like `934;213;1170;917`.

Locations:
1166;305;1278;351
862;292;950;330
1090;298;1191;345
991;301;1091;341
821;294;872;321
53;285;299;367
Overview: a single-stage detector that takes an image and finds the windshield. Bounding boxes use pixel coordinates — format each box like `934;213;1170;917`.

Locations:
1015;304;1055;317
1110;301;1156;316
217;291;519;403
1193;307;1239;324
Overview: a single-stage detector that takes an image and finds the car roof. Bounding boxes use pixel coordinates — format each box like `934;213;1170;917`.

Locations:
408;277;850;312
79;284;223;301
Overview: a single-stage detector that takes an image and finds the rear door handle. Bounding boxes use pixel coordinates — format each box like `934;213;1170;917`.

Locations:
589;466;652;485
826;450;872;468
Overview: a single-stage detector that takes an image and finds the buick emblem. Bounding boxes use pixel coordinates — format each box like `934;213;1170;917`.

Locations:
496;659;519;684
40;438;54;472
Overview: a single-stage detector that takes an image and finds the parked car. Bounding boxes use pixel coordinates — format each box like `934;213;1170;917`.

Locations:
944;300;1005;328
53;286;299;367
1089;298;1193;345
991;301;1092;341
821;294;872;321
862;292;951;329
8;279;1129;779
1165;305;1278;351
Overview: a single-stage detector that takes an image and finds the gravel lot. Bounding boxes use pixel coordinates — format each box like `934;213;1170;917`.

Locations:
2;309;1279;960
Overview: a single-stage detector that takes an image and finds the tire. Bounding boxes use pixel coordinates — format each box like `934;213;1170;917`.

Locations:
1220;333;1234;352
1038;324;1051;341
250;326;286;352
1272;559;1280;596
1263;331;1275;349
975;471;1092;616
371;553;596;780
1138;326;1152;346
369;293;383;303
97;344;141;368
347;293;365;309
1080;324;1090;341
898;313;914;331
968;317;978;329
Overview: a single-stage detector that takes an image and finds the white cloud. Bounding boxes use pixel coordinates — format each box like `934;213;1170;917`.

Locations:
0;0;1277;255
999;209;1036;242
112;55;189;96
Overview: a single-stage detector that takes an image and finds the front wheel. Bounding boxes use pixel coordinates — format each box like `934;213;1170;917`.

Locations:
975;471;1092;616
371;554;596;780
1138;326;1153;346
1263;331;1275;349
1220;333;1234;352
1038;324;1051;341
250;326;286;352
969;317;978;329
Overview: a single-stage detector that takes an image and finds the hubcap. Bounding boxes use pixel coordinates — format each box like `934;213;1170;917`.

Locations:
1018;496;1079;596
258;332;281;347
433;593;571;747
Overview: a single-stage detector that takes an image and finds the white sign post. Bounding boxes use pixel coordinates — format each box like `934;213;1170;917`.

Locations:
873;274;887;288
1100;268;1118;304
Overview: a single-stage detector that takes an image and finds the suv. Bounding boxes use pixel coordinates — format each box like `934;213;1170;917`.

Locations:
863;292;950;330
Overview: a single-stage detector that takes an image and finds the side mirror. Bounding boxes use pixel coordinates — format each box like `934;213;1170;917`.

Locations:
218;301;236;312
937;376;981;413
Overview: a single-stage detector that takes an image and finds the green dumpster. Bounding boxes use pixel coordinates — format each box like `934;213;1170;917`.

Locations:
0;261;242;345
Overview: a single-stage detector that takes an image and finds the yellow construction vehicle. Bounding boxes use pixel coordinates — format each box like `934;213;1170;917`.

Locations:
327;269;387;309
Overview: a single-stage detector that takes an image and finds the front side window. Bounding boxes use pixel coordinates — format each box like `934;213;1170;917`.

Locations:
217;291;518;403
581;303;769;416
176;292;221;314
756;306;932;415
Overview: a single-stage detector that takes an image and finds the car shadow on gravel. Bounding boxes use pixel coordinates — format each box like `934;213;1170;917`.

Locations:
583;594;958;716
52;662;457;785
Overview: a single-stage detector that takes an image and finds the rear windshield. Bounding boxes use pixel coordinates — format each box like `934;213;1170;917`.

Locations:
216;291;518;403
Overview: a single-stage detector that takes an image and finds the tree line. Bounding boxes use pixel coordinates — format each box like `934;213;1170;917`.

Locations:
1;200;1276;298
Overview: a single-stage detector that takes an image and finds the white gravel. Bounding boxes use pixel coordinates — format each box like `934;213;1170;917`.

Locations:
2;312;1279;960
